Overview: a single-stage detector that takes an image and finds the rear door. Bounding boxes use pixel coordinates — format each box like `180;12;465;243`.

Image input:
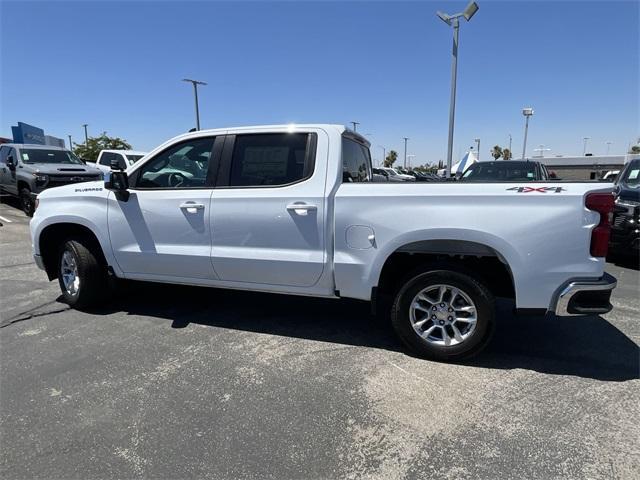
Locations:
108;136;222;280
210;130;327;287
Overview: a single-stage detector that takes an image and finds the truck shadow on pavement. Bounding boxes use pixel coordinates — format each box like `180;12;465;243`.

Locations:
86;282;639;382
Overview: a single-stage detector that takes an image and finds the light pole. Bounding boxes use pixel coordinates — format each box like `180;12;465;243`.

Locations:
508;133;512;152
68;135;73;151
182;78;207;130
521;107;534;159
407;154;416;168
437;1;480;177
379;145;386;166
583;136;591;156
474;138;480;161
403;137;409;168
350;121;360;132
606;141;612;155
533;144;550;158
82;124;89;146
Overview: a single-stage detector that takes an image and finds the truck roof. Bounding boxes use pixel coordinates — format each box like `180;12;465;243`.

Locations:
1;143;68;150
100;149;147;156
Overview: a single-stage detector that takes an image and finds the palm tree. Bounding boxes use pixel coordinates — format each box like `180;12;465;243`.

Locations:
384;150;399;167
491;145;503;160
502;148;512;160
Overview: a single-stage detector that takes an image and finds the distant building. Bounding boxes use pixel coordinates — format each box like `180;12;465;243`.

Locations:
10;121;65;148
540;155;636;180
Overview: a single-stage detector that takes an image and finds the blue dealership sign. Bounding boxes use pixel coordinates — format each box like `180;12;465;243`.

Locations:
12;122;46;145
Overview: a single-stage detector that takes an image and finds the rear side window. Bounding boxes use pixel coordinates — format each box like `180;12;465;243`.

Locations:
342;138;371;182
229;133;314;187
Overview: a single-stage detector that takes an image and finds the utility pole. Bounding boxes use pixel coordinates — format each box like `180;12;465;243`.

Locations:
82;124;89;146
403;137;409;168
521;108;534;159
350;121;360;132
182;78;207;130
436;2;480;177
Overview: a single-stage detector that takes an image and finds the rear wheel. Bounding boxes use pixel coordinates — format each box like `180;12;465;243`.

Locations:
58;238;109;309
20;187;35;217
391;269;495;361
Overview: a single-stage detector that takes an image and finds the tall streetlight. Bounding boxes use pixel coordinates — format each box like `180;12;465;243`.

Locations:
403;137;409;168
583;136;591;155
407;154;416;168
350;121;360;132
82;124;89;146
606;141;612;155
68;135;73;151
508;133;512;152
379;145;386;166
474;138;480;161
521;107;534;159
436;1;480;177
182;78;207;131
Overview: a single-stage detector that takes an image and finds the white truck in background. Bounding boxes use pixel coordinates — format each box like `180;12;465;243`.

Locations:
91;150;147;174
30;124;617;361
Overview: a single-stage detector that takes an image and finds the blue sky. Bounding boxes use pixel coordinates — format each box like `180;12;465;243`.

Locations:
1;0;638;165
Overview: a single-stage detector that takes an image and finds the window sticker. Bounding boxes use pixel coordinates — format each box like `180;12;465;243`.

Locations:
628;169;639;180
527;172;534;178
22;153;29;161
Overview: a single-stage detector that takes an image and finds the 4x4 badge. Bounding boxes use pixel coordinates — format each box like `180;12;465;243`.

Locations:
507;186;566;193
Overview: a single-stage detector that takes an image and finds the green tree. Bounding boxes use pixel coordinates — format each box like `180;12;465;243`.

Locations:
491;145;503;160
384;150;398;167
502;148;512;160
630;145;640;154
73;132;132;162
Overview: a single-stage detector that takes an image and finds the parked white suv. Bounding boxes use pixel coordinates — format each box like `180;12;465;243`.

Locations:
91;149;147;174
30;125;617;361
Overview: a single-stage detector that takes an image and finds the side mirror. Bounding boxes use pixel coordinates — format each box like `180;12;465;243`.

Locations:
6;156;15;168
110;157;127;171
105;170;130;201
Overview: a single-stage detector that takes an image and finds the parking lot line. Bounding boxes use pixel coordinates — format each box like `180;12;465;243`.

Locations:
0;215;13;223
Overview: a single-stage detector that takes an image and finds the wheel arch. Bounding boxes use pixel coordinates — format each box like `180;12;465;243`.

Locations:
373;234;519;305
38;222;109;281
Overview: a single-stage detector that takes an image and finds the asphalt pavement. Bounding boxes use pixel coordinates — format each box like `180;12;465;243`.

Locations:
1;197;638;480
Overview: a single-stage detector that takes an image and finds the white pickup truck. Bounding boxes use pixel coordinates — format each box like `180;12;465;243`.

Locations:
30;124;617;361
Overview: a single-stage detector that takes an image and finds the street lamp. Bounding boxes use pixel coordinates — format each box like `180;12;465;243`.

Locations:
182;78;207;131
407;154;416;168
68;135;73;151
437;1;479;177
521;107;534;159
583;136;591;156
403;137;409;168
606;141;612;155
350;121;360;132
379;145;386;166
82;124;89;146
474;138;480;161
508;133;512;152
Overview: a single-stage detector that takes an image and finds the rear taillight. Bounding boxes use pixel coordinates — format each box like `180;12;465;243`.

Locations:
585;192;614;257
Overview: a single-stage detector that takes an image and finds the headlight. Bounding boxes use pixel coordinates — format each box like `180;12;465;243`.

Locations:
32;173;48;186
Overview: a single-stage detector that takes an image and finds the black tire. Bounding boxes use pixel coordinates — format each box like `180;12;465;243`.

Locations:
20;187;35;217
391;269;495;361
57;238;109;309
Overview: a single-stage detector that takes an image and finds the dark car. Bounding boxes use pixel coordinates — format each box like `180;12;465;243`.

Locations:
610;158;640;255
459;160;549;182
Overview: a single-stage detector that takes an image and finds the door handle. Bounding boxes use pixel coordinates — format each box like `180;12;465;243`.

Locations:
179;202;205;213
286;203;318;216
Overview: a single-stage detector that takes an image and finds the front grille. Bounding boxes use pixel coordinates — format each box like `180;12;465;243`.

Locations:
613;215;626;228
47;175;101;188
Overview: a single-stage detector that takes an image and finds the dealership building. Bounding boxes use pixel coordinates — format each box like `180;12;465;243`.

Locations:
539;154;637;180
7;122;66;148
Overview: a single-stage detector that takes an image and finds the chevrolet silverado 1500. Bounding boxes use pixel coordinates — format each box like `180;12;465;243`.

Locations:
30;125;617;360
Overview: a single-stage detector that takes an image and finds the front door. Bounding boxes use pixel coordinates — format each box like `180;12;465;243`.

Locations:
108;136;219;280
210;130;327;287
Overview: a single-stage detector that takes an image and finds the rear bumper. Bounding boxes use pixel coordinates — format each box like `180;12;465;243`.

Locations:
552;273;617;316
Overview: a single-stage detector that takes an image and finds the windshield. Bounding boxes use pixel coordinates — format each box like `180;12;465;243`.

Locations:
126;154;144;164
622;159;640;187
20;148;84;165
386;169;397;176
462;162;538;181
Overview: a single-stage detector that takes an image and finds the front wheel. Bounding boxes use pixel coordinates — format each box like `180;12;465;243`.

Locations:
391;269;495;361
58;239;109;309
20;187;35;216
